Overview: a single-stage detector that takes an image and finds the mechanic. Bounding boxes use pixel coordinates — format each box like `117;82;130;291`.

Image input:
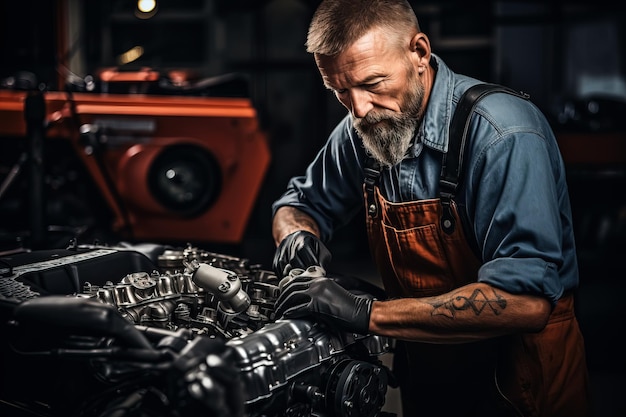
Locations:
270;1;591;416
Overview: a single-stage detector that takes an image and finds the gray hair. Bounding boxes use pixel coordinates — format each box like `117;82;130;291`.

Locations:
306;0;420;56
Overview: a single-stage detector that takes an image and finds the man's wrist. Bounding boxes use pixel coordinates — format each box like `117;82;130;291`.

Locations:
355;297;374;334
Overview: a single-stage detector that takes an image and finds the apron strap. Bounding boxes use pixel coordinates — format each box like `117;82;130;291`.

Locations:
364;157;382;218
440;83;530;234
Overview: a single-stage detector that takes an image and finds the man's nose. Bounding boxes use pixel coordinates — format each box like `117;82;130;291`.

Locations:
349;90;373;119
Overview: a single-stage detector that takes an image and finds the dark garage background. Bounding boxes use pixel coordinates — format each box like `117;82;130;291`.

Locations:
1;1;625;415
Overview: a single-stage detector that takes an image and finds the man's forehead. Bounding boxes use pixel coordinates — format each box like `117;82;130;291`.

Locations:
315;37;399;88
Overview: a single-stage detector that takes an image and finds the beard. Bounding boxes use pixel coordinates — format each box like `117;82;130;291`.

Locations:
354;70;424;167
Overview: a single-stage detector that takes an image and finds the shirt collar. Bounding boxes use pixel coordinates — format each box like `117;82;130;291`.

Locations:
415;53;455;154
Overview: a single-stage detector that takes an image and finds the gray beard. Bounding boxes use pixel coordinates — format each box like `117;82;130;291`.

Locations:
354;111;418;167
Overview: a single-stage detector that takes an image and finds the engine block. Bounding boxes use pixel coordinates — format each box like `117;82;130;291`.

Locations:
0;243;393;417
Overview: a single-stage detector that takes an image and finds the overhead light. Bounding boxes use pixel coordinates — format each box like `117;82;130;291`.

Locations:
136;0;157;19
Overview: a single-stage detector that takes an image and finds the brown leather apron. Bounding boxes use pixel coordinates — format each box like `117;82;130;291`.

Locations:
365;185;591;416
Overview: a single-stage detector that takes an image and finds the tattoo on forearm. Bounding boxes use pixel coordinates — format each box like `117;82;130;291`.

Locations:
428;289;507;318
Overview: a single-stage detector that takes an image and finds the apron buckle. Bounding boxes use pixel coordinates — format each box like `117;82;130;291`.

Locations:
440;197;456;234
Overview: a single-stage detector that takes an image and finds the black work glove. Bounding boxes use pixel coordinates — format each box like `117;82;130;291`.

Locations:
272;230;332;278
274;270;373;334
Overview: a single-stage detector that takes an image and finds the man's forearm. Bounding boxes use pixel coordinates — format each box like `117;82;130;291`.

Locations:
272;206;321;246
368;282;551;343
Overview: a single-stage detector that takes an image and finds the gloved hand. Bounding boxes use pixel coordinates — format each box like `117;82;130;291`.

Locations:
274;269;373;334
272;230;332;278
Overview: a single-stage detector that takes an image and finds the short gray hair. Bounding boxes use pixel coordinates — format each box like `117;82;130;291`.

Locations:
306;0;420;56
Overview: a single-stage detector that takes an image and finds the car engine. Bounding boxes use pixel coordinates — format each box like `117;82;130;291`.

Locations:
0;242;394;417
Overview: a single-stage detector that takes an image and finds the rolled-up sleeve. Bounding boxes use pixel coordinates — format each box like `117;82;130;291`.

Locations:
471;130;567;305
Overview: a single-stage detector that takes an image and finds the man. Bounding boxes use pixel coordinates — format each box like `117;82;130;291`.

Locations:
271;1;591;416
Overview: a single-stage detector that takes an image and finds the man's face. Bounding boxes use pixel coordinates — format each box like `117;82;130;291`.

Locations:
315;29;425;167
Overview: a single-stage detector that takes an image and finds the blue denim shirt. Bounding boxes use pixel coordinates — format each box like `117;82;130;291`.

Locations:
272;54;578;305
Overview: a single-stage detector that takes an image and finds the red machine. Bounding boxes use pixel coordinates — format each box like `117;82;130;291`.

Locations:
0;72;271;245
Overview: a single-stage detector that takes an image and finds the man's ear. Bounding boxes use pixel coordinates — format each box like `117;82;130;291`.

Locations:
410;32;431;71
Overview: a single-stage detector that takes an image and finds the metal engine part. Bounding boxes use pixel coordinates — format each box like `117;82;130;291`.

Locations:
0;243;393;417
77;245;281;339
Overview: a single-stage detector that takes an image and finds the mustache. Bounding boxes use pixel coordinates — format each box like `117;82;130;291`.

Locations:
354;110;401;132
356;109;397;125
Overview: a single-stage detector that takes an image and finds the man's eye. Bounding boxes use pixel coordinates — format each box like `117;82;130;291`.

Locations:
364;82;381;90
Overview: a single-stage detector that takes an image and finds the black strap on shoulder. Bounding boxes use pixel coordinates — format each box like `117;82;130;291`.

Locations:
364;157;382;218
439;83;529;234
